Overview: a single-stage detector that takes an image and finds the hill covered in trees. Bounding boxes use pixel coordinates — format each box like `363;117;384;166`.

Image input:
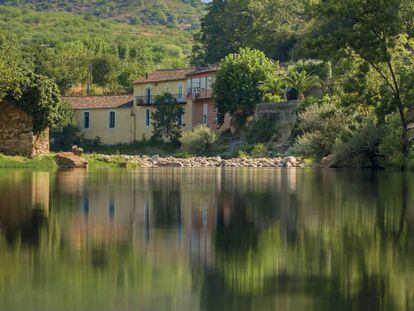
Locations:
0;4;198;95
0;0;204;28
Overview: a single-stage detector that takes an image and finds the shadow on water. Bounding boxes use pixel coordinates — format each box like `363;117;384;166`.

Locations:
0;168;413;310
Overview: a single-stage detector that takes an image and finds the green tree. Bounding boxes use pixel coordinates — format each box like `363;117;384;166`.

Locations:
214;48;277;128
258;74;285;102
0;36;72;134
307;0;414;160
191;0;307;65
91;55;120;92
6;73;74;133
151;93;184;145
284;69;322;100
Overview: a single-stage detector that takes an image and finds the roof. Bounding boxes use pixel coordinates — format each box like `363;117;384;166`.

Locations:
133;69;194;84
65;96;133;110
186;64;219;77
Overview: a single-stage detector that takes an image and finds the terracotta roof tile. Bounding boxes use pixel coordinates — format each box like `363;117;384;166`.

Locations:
65;96;133;110
133;69;195;84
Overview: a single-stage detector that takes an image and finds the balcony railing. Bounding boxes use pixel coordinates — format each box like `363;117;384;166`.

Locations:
135;94;186;105
187;89;213;101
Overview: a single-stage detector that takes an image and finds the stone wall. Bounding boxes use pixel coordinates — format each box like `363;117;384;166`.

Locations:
255;101;299;145
0;101;49;156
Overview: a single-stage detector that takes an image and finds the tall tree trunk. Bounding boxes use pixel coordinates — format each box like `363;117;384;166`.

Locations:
396;100;409;166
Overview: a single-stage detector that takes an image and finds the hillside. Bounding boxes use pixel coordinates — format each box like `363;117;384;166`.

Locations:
0;5;197;95
0;0;205;28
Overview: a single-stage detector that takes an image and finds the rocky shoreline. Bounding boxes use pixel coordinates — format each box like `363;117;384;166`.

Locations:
90;154;305;168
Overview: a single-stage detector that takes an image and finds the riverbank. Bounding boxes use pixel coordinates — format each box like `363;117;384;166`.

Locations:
0;153;306;169
0;154;58;169
85;154;305;168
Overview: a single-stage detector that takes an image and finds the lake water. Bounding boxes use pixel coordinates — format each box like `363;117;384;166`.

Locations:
0;168;413;311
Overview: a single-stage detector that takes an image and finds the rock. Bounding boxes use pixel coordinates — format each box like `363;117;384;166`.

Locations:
56;152;88;169
286;162;293;168
158;161;184;168
151;155;160;163
71;145;83;156
319;154;337;168
282;156;298;166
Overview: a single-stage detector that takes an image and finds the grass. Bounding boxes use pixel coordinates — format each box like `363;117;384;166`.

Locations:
0;154;58;169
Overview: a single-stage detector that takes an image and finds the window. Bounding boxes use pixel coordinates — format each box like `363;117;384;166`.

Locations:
207;76;214;89
145;109;150;127
192;79;200;94
145;87;152;104
109;111;116;129
203;104;208;125
177;83;183;101
82;111;90;129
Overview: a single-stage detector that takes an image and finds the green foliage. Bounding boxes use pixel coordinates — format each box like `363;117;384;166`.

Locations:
334;117;381;168
307;0;414;158
192;0;307;65
51;124;80;152
258;74;285;102
0;6;193;95
284;69;322;100
0;154;58;169
1;0;204;27
5;73;73;133
214;48;277;128
250;143;268;158
378;114;407;169
294;97;353;160
151;93;184;145
244;118;280;144
180;125;217;156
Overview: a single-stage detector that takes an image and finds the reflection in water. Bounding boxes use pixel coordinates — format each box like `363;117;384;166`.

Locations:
0;168;413;310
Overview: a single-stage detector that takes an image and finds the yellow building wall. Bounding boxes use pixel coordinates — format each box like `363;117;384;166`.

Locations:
133;79;193;141
133;79;186;98
73;108;134;145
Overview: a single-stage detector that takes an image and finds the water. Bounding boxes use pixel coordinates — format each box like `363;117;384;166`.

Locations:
0;168;413;311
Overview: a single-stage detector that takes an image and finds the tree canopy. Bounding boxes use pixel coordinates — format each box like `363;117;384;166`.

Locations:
0;36;73;134
214;48;278;128
191;0;307;66
306;0;414;157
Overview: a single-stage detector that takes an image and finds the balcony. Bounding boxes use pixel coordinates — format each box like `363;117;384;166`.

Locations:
187;89;213;101
135;94;186;105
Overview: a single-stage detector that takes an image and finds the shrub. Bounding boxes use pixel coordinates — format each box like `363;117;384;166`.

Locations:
244;118;279;144
294;97;352;160
180;125;218;156
378;114;406;169
250;143;268;158
334;117;381;168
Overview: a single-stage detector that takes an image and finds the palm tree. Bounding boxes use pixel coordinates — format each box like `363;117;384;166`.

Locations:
284;70;322;100
258;75;285;102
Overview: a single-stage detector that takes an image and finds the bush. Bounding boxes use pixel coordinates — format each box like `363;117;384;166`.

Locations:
378;114;405;169
250;143;268;158
244;118;279;144
334;118;381;168
180;125;218;156
294;97;352;160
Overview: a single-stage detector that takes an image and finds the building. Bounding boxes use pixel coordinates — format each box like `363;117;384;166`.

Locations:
132;68;194;140
66;95;134;145
66;67;231;145
0;101;49;156
186;65;231;133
